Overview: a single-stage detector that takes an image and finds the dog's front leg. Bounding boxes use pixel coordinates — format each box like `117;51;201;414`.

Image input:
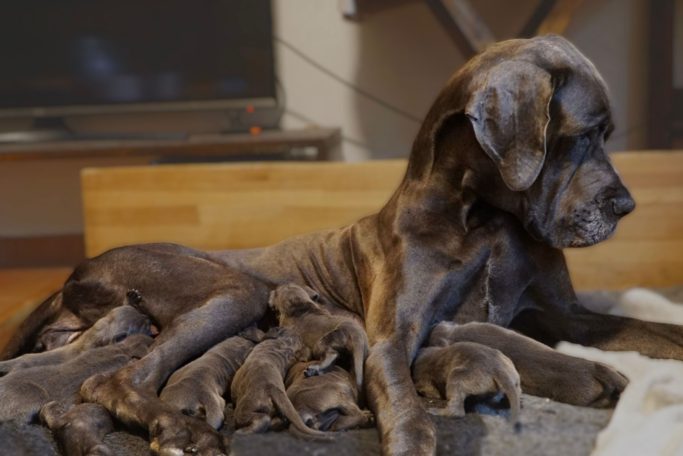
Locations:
513;250;683;360
364;282;437;455
515;306;683;361
366;338;436;455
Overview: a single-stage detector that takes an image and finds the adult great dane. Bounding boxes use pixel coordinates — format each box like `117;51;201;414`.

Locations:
4;35;683;455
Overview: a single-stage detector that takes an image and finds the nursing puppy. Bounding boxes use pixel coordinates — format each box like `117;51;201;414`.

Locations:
269;284;368;390
412;341;521;423
160;327;263;429
0;334;152;423
0;306;151;375
40;401;114;456
230;327;329;439
429;321;628;407
286;361;373;432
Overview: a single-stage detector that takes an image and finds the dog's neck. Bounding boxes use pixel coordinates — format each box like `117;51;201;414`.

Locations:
381;116;516;233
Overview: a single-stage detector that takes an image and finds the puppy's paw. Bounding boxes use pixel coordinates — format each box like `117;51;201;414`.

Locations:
86;444;114;456
303;367;319;377
362;409;375;426
150;412;226;456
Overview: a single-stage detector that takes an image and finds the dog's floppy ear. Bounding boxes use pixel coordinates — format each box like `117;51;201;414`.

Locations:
465;60;554;191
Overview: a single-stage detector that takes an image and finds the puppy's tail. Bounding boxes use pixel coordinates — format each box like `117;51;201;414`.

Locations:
351;328;369;395
498;371;522;426
270;387;333;442
0;291;63;360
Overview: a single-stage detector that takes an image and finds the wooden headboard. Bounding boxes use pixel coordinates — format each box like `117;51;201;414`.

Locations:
82;152;683;291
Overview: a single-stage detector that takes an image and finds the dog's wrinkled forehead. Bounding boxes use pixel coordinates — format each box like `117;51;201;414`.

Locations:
473;36;612;133
533;37;612;135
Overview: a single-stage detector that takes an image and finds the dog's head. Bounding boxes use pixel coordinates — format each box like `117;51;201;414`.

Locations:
412;35;634;248
268;283;321;318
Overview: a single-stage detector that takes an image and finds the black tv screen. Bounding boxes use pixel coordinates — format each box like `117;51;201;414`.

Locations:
0;0;275;113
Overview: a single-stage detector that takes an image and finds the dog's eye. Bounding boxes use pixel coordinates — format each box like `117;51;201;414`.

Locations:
113;333;127;343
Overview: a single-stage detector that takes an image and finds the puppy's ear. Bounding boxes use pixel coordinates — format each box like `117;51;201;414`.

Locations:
465;61;554;191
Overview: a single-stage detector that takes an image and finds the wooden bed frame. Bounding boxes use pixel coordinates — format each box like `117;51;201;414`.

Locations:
81;151;683;291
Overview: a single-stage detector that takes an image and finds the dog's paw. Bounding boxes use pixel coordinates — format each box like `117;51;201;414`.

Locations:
587;362;628;408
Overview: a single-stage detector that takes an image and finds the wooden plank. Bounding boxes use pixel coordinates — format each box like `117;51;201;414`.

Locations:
82;152;683;291
519;0;558;38
82;160;407;255
535;0;585;36
426;0;495;57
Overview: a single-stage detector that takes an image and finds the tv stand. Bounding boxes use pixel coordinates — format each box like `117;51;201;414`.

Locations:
0;127;341;161
0;116;195;144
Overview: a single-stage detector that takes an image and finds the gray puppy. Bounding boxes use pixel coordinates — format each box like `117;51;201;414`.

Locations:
40;401;114;456
0;305;151;375
412;341;521;423
230;327;329;440
160;327;263;429
429;321;628;407
285;361;373;432
269;284;368;391
0;334;152;422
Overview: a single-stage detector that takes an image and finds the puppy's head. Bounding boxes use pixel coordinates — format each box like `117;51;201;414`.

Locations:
268;283;321;318
415;35;634;248
85;305;153;347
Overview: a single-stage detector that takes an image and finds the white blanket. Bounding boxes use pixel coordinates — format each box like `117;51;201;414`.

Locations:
557;289;683;456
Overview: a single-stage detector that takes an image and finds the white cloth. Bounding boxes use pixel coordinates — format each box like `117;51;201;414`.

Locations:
556;289;683;456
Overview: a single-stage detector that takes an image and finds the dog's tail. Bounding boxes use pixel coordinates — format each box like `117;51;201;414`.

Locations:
270;386;333;442
0;291;63;360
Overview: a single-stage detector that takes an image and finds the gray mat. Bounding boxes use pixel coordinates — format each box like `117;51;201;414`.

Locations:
5;286;682;455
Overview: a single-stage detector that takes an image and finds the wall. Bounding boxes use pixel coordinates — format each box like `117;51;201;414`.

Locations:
0;0;649;240
275;0;649;160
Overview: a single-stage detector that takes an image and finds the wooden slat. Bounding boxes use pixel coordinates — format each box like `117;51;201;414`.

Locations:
82;160;407;255
535;0;585;36
426;0;495;57
82;152;683;291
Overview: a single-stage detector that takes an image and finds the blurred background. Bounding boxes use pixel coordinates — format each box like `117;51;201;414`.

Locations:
0;0;681;267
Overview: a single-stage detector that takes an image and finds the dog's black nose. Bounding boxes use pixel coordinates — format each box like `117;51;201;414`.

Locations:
611;195;635;216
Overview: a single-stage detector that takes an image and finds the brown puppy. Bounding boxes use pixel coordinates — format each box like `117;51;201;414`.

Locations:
40;401;114;456
412;341;521;423
0;306;151;375
0;334;151;423
285;361;373;431
160;327;263;429
269;284;368;391
230;327;329;440
429;321;629;407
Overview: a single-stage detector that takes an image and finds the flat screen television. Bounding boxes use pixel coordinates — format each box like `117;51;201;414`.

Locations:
0;0;280;137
